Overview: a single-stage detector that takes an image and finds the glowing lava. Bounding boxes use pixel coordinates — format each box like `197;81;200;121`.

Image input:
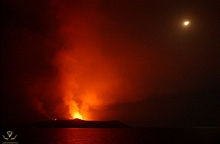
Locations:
73;112;83;120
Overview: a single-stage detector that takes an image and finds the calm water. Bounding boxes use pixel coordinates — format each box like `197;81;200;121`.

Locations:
13;128;218;144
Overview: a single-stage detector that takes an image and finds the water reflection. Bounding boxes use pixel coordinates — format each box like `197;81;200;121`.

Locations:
21;128;138;144
19;128;216;144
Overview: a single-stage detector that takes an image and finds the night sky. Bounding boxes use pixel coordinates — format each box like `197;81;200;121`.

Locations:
1;0;220;127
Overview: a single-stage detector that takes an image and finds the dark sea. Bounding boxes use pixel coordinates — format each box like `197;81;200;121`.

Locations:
2;128;219;144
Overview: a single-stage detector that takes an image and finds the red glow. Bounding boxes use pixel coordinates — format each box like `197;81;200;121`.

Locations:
27;0;157;120
51;0;124;120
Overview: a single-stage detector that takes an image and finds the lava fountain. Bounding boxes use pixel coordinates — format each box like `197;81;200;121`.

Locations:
73;112;83;120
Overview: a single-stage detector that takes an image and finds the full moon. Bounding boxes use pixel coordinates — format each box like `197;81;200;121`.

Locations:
183;20;190;27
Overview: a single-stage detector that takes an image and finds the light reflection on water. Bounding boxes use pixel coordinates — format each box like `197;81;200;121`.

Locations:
20;128;151;144
46;128;126;144
18;128;217;144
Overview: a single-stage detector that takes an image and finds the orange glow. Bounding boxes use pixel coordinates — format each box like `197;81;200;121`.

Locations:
30;0;145;121
23;0;200;123
72;112;83;120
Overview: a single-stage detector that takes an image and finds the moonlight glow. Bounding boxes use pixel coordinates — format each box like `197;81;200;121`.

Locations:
183;20;190;27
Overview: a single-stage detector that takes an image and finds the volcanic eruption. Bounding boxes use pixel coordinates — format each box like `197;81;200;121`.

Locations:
33;0;129;121
73;112;83;120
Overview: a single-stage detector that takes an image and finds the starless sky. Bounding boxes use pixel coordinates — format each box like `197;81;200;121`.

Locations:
1;0;220;127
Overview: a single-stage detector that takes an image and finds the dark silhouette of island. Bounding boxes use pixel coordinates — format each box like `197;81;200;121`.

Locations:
34;119;130;128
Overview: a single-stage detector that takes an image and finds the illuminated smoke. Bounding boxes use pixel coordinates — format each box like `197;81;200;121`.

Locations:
49;0;123;120
26;0;185;120
48;0;146;120
2;0;218;126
